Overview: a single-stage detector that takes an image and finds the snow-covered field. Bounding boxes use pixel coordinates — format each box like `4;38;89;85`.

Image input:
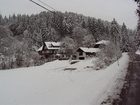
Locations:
136;49;140;55
0;53;129;105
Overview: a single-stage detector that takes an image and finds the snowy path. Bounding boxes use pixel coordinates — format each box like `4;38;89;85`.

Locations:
0;54;129;105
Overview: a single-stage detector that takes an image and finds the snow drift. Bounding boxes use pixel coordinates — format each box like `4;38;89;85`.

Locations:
0;53;129;105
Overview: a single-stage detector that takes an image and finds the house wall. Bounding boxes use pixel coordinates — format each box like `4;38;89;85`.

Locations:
94;44;107;49
86;52;96;58
76;51;86;60
76;51;98;60
37;42;62;59
76;52;79;59
94;44;100;48
39;48;60;58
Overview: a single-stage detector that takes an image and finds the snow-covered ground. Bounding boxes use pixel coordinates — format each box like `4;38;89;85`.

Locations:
136;49;140;55
0;53;129;105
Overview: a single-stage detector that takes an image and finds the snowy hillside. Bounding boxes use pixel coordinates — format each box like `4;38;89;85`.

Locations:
0;53;129;105
136;49;140;55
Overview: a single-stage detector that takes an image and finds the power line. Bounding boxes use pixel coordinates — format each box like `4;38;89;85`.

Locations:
38;0;56;11
29;0;55;13
29;0;67;33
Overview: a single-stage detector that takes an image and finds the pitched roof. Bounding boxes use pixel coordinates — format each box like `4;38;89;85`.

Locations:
95;40;110;45
37;42;61;51
79;47;100;53
37;46;43;51
45;42;61;47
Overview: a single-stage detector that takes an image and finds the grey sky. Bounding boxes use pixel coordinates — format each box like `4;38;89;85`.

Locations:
0;0;138;29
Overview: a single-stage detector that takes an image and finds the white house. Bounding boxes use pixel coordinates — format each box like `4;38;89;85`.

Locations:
76;47;100;60
76;40;110;60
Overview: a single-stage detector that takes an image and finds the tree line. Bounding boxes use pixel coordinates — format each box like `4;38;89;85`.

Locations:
0;11;136;70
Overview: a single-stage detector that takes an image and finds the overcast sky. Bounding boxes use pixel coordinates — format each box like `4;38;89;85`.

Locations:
0;0;138;29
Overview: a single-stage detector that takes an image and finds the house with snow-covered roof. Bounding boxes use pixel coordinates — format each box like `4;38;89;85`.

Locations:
76;47;100;60
37;42;61;58
94;40;110;48
76;40;110;60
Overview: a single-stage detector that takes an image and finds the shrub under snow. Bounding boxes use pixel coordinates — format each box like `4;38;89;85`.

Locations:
94;42;122;70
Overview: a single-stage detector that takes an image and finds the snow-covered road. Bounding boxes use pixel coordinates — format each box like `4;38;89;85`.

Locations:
0;53;129;105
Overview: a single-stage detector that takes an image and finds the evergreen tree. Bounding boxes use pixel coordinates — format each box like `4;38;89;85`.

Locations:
0;14;3;25
0;11;133;69
110;19;120;45
95;19;105;40
72;27;88;47
104;26;110;40
110;19;121;63
134;0;140;48
87;18;98;42
120;23;129;52
82;20;86;28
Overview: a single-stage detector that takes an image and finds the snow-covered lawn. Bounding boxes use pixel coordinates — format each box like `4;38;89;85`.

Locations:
0;53;129;105
136;49;140;55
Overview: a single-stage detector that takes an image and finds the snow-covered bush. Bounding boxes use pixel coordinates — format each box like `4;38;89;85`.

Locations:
94;42;122;70
93;58;106;70
60;36;77;57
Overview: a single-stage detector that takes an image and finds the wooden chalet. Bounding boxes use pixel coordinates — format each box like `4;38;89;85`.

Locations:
76;40;110;60
76;47;100;60
37;42;61;58
94;40;110;48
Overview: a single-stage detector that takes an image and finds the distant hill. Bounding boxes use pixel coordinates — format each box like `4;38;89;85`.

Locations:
0;11;136;69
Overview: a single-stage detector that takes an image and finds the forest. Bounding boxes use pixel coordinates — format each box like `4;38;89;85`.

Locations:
0;11;136;70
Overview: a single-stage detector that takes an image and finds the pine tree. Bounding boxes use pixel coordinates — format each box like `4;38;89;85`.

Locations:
82;20;86;28
134;0;140;48
0;14;3;25
120;23;129;52
110;19;120;45
96;19;105;40
87;18;98;42
104;26;110;40
110;19;121;64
